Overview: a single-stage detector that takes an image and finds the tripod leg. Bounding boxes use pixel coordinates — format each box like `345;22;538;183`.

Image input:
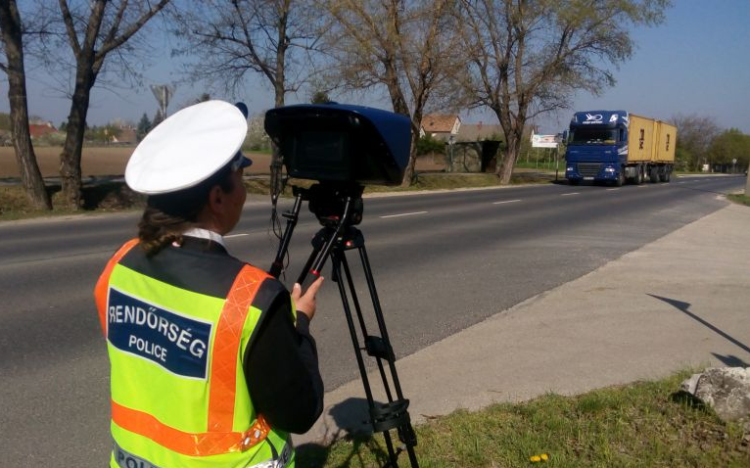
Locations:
356;242;420;466
296;235;324;285
330;252;401;466
339;250;395;403
296;226;339;285
358;244;407;401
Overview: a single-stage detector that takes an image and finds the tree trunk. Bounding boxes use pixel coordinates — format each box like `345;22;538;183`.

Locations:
400;105;423;187
59;65;95;209
269;43;286;196
496;130;520;184
401;130;420;187
383;78;413;187
267;14;289;196
8;87;50;210
494;101;527;185
0;0;52;210
497;144;517;184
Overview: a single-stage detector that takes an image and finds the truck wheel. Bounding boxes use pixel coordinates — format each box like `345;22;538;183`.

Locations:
569;179;579;186
649;167;659;183
664;170;671;182
615;171;625;187
635;167;644;185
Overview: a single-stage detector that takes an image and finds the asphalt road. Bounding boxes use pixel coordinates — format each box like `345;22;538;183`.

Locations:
0;174;744;466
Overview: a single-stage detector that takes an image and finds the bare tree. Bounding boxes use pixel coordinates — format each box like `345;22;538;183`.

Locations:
0;0;52;210
456;0;669;184
172;0;323;105
321;0;458;186
171;0;323;193
54;0;170;209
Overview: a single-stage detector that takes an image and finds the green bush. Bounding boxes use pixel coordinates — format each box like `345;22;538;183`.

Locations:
416;135;446;155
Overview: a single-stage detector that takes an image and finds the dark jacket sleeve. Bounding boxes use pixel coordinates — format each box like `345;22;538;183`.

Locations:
243;287;324;434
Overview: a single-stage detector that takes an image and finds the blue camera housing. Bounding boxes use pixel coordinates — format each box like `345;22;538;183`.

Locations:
265;104;411;186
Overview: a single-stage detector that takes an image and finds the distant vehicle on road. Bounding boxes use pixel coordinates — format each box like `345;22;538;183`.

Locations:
565;110;677;186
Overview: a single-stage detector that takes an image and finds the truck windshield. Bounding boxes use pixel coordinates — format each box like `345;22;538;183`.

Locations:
569;128;619;145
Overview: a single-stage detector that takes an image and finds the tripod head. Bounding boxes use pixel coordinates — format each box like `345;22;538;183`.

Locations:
297;183;365;227
270;182;365;282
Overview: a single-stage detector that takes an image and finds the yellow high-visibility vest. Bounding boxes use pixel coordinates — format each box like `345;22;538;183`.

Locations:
95;239;294;468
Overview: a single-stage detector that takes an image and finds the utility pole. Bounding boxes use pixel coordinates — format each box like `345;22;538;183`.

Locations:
150;84;176;119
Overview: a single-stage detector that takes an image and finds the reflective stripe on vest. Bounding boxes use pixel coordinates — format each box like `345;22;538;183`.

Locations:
111;401;271;456
113;439;293;468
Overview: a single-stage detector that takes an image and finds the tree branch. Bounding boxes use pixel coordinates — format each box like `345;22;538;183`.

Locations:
58;0;81;57
96;0;170;58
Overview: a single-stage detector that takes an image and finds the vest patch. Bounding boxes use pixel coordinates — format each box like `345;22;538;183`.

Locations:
107;288;212;379
114;442;163;468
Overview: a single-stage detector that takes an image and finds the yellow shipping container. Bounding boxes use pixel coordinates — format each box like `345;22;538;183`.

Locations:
627;114;656;163
627;114;677;163
654;121;677;163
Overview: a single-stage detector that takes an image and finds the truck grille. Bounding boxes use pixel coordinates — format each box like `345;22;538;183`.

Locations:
578;163;601;177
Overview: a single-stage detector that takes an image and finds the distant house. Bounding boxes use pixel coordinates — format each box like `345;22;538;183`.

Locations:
29;122;57;139
420;114;461;141
457;121;504;142
111;126;137;144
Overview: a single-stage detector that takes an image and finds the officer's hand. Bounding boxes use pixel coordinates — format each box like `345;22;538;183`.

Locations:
292;277;324;321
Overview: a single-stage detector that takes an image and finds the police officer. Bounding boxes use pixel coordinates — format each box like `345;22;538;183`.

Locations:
95;100;324;468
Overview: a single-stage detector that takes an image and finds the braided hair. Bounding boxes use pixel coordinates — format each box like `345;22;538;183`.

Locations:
137;163;235;256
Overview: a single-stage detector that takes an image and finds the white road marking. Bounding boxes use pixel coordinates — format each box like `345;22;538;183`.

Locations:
561;192;580;196
492;199;522;205
225;233;249;239
606;188;620;191
380;211;428;219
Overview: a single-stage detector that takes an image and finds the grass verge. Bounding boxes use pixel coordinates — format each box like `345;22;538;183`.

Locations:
1;171;557;221
298;371;749;467
0;182;146;221
727;193;750;207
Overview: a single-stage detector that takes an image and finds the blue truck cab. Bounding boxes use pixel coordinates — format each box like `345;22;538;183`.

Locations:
565;110;629;186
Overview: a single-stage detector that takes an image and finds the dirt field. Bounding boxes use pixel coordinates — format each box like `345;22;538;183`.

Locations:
0;147;445;178
0;146;275;178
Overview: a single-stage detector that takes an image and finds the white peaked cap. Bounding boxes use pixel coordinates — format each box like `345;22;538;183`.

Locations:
125;100;249;195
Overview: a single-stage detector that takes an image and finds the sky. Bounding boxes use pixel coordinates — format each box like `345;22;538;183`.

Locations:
2;0;749;135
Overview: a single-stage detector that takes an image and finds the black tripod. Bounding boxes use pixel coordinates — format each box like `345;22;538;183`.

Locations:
270;184;419;468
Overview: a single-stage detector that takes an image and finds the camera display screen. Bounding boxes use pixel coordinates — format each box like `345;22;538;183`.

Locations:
299;131;346;165
285;131;349;181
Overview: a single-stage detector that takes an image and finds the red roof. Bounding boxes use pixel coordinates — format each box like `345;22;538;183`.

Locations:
29;123;57;138
421;114;460;133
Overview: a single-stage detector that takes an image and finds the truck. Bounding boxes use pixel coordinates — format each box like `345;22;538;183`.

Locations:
564;110;677;186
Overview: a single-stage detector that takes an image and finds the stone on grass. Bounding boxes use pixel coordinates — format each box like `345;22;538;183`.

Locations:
680;367;750;423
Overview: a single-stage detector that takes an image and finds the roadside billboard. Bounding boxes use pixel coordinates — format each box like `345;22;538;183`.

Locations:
531;134;558;148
